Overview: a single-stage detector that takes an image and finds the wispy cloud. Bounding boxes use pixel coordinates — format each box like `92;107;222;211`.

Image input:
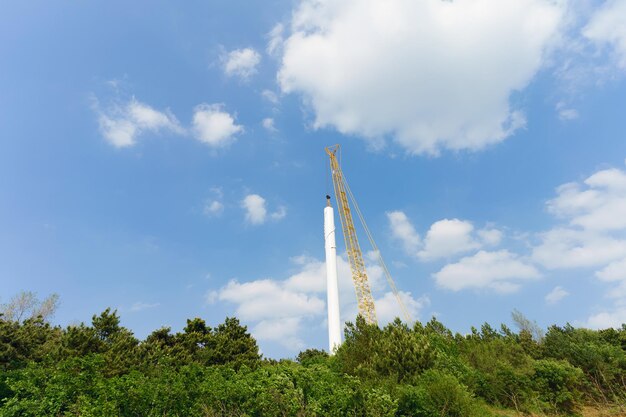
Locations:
94;98;184;147
222;47;261;80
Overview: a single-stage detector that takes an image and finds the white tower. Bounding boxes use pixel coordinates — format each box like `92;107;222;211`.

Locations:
324;195;342;353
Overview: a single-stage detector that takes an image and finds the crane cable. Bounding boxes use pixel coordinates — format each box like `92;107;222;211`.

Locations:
341;172;413;324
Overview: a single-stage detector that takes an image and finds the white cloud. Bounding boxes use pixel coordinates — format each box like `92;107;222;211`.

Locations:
96;98;184;147
192;104;243;148
253;318;304;350
203;200;224;217
241;194;267;225
261;90;280;104
534;167;626;269
267;24;285;56
556;101;579;121
596;257;626;282
387;211;420;254
129;301;160;312
418;219;480;261
262;117;277;132
270;205;287;220
215;253;419;351
583;0;626;70
434;250;540;293
584;307;626;329
547;168;626;231
532;228;626;269
478;228;503;246
545;286;569;304
375;291;429;325
219;279;325;320
277;0;565;154
223;48;261;79
240;194;286;225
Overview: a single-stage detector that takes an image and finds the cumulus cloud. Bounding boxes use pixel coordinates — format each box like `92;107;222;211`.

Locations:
241;194;267;225
215;253;423;350
532;228;626;269
192;104;243;148
387;211;420;254
547;168;626;231
529;163;626;327
583;0;626;70
253;318;304;350
222;48;261;79
388;212;504;261
96;98;184;147
533;166;626;269
477;228;504;246
219;279;325;321
418;219;480;261
545;286;569;304
375;291;430;325
434;250;540;293
277;0;565;154
241;194;286;225
585;307;626;329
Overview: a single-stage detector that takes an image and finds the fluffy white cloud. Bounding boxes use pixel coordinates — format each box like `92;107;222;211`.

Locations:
277;0;565;154
97;98;184;147
477;228;503;246
387;211;420;254
584;307;626;329
219;279;325;320
418;219;480;261
596;257;626;282
434;250;540;293
215;253;422;350
388;213;503;261
192;104;243;148
241;194;286;225
223;48;261;79
596;258;626;300
253;318;304;350
375;291;430;325
545;286;569;304
547;168;626;231
532;228;626;269
583;0;626;69
241;194;267;225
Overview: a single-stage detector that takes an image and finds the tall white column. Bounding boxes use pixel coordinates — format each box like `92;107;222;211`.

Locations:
324;198;342;353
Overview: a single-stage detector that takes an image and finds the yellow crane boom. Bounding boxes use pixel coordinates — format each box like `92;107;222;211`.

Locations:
326;145;377;324
326;144;412;326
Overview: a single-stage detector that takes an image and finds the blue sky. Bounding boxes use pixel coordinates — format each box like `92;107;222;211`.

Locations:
2;0;626;358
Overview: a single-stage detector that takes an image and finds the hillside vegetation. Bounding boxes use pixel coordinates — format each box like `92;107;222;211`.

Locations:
1;305;625;416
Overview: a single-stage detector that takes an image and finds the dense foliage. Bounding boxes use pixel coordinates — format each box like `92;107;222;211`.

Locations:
1;309;625;416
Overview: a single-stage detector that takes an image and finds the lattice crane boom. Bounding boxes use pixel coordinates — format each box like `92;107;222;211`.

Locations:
325;144;412;326
326;145;378;325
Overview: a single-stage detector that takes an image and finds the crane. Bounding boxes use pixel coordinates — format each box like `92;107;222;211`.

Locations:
325;144;412;326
